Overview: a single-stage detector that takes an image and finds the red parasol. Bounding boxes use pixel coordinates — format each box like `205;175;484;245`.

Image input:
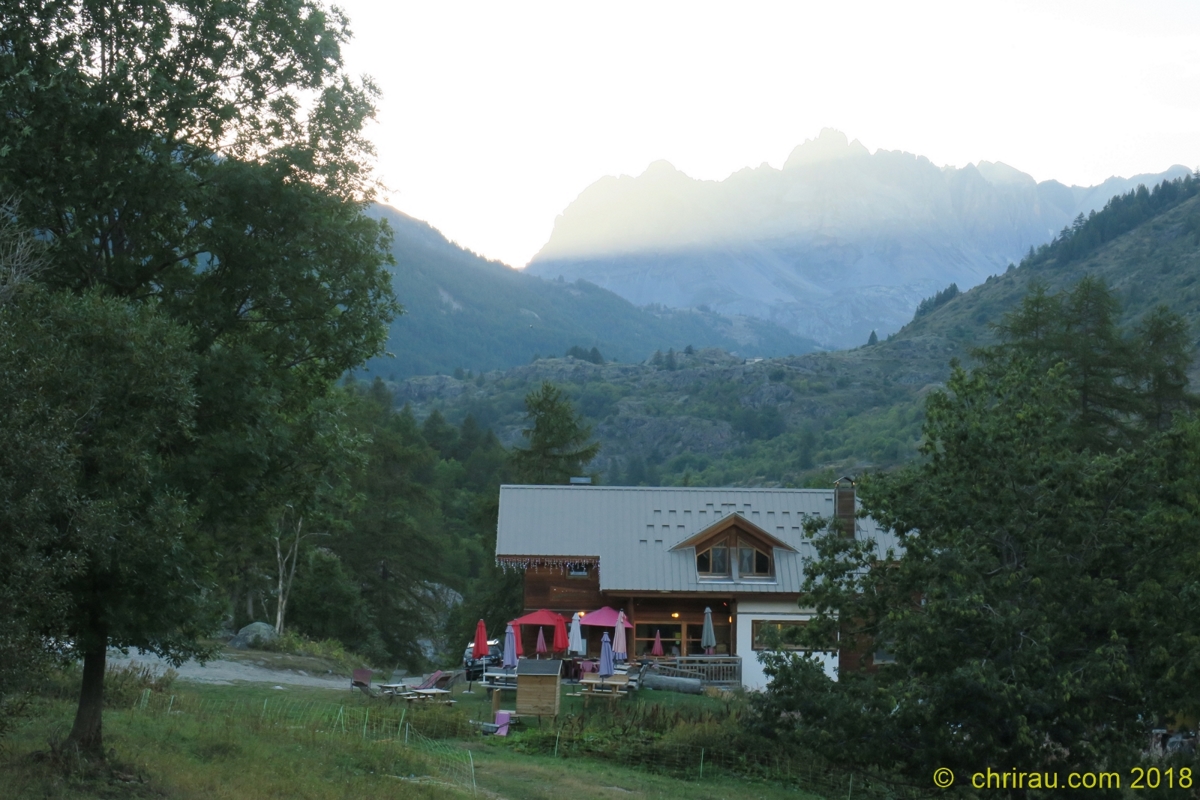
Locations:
471;619;489;659
552;615;569;652
650;629;664;657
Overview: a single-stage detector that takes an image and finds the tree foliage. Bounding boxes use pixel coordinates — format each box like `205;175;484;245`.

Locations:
0;0;397;752
755;279;1200;792
0;285;216;753
510;382;600;484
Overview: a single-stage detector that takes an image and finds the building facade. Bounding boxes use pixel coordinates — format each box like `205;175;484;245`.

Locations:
494;481;895;689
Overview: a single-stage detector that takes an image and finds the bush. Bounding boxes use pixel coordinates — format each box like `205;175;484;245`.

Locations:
41;661;177;709
259;630;371;674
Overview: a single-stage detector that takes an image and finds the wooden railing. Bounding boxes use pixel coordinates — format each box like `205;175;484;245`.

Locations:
652;656;741;687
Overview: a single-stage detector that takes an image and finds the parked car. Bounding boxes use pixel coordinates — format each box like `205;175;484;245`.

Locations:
462;639;502;681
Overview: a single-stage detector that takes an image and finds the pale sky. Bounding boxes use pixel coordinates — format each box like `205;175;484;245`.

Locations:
334;0;1200;269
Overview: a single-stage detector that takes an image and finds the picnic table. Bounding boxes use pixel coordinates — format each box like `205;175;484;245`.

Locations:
378;684;456;704
577;673;629;705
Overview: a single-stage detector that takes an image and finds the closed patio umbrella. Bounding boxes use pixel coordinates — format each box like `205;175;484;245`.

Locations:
552;615;568;653
502;623;518;670
467;619;489;693
472;620;489;659
613;610;628;662
568;613;584;656
701;606;717;655
650;629;664;657
535;627;548;657
598;631;614;678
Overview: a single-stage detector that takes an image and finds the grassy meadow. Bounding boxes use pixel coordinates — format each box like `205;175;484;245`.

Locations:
0;671;838;800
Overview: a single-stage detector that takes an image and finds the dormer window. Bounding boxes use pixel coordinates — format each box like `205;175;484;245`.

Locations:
673;512;795;582
737;539;773;577
696;544;729;576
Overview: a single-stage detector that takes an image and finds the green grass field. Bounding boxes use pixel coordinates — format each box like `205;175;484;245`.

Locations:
1;677;833;799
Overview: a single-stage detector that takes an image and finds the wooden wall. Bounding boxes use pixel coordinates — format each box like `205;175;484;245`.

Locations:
522;564;604;615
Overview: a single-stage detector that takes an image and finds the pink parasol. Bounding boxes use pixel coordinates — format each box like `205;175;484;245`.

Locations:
650;629;664;657
535;627;548;656
612;611;628;662
578;606;633;628
472;619;489;659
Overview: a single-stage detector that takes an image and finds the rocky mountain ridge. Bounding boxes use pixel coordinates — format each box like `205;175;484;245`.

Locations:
527;129;1191;349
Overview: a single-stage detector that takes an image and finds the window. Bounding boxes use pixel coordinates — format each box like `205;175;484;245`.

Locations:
737;539;773;577
751;620;809;651
696;545;729;577
568;565;591;578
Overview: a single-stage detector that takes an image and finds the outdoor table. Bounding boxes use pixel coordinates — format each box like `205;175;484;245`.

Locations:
579;673;629;705
379;683;408;695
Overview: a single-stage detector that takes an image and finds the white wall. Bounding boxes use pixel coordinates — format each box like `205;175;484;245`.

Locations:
735;599;837;690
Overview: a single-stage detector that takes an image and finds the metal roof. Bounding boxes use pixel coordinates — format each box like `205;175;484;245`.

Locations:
496;485;897;594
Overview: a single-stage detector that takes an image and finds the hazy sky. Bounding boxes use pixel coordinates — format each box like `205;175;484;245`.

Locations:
334;0;1200;268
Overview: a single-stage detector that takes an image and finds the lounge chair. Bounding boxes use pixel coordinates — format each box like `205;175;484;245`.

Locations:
351;668;379;697
411;669;444;690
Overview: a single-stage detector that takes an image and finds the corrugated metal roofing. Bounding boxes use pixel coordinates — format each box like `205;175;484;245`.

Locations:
496;485;898;594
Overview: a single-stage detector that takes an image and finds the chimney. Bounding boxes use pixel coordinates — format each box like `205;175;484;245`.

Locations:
834;476;856;538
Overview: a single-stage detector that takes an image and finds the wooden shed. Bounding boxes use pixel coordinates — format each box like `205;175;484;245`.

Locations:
516;659;561;717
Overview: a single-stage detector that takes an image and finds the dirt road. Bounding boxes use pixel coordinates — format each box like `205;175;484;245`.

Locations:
107;649;356;689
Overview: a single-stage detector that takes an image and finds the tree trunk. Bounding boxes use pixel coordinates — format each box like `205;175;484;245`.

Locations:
66;630;107;756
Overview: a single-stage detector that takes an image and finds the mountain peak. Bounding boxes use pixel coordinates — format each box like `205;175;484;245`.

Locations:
783;128;869;169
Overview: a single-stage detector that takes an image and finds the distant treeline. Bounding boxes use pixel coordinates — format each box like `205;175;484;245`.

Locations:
913;283;961;320
1023;173;1200;269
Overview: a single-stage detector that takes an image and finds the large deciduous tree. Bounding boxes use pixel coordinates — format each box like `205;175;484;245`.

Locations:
0;285;208;754
754;280;1200;792
0;0;397;752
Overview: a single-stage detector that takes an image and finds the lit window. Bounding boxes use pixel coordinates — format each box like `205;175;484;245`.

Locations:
751;620;808;650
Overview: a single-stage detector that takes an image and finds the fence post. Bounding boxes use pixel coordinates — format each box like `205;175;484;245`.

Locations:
261;698;268;722
847;773;854;799
167;695;174;715
398;708;406;739
468;750;477;797
405;722;410;745
554;731;561;758
363;708;369;740
699;747;704;779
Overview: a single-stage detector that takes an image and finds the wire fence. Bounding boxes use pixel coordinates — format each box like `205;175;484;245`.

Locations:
129;691;476;796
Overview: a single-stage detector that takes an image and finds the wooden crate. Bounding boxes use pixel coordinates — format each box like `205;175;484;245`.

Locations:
516;659;561;717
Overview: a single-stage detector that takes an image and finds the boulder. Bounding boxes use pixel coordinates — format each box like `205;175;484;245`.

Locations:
229;621;277;650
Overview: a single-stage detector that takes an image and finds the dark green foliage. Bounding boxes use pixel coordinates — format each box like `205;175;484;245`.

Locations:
510;382;601;484
1023;175;1200;270
756;286;1200;791
912;282;960;319
985;277;1194;450
866;329;878;346
565;345;605;364
0;0;397;751
0;286;218;751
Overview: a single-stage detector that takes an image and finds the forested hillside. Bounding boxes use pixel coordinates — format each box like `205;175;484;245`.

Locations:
395;174;1200;487
358;205;820;379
